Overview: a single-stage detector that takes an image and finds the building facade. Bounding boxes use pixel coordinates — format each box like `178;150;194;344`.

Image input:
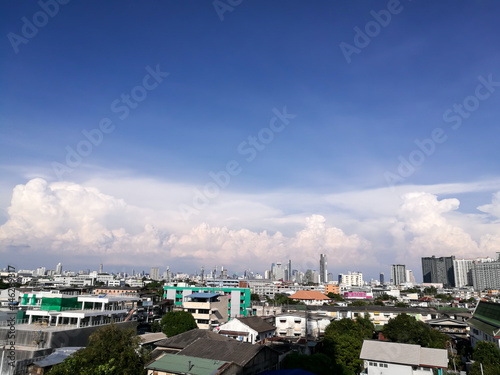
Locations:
319;254;327;284
164;285;251;318
421;256;455;287
391;264;406;285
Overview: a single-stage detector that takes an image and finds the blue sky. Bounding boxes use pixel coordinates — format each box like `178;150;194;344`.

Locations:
1;1;500;281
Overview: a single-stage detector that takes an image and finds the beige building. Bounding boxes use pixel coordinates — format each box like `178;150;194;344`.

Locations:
182;292;228;329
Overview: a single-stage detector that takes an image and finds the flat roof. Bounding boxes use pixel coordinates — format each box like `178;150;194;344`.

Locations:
186;293;220;298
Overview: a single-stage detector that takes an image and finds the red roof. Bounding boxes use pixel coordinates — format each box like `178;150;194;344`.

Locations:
290;290;331;300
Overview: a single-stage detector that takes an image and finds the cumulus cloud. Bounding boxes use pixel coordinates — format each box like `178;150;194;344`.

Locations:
0;178;373;271
478;192;500;219
394;192;479;259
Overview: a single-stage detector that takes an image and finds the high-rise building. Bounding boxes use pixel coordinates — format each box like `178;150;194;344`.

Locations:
99;263;103;274
379;272;385;285
339;272;363;286
273;263;284;281
150;267;160;281
421;256;456;287
391;264;406;285
56;263;62;275
454;257;494;288
472;254;500;290
319;254;328;284
406;270;415;284
36;267;46;276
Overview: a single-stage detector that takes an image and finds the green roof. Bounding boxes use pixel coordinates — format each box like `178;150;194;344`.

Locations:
467;317;500;337
146;353;233;374
468;301;500;336
474;302;500;327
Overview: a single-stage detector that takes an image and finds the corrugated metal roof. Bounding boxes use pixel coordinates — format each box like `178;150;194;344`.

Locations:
33;347;83;368
360;340;447;368
146;352;234;374
155;329;232;349
179;338;266;367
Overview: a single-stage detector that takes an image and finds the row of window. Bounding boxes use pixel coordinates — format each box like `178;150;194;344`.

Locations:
368;362;388;368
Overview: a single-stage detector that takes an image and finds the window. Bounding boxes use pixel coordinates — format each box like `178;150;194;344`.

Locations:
188;309;196;313
198;309;209;314
280;319;286;323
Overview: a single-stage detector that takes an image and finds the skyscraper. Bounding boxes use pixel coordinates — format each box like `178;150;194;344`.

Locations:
421;256;456;287
391;264;406;285
150;267;160;281
319;254;328;284
56;262;62;275
379;272;385;285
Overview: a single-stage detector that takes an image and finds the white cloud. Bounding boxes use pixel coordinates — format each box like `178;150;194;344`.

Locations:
0;178;374;272
2;177;500;276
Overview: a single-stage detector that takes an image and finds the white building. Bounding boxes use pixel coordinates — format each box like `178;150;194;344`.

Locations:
391;265;406;285
218;316;275;344
340;272;363;287
360;340;447;375
275;312;331;339
182;293;229;330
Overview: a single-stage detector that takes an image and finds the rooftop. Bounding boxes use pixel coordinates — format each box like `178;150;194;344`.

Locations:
289;291;330;301
179;338;268;367
360;340;448;369
146;352;234;374
155;329;232;349
235;316;276;333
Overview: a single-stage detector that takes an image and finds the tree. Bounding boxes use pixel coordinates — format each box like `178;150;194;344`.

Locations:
160;311;198;337
327;292;345;301
321;317;374;374
48;324;149;375
250;293;260;302
150;320;162;333
423;286;437;295
383;314;447;348
469;341;500;375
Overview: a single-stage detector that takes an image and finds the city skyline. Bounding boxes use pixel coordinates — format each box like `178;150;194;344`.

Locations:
2;2;500;279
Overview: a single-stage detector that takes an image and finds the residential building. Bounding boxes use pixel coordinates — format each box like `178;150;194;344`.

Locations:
391;264;406;285
339;272;363;287
164;285;251;318
272;263;284;281
454;257;494;288
145;353;237;375
319;254;327;284
324;284;340;296
360;340;448;375
406;270;415;284
421;255;455;287
472;257;500;291
289;290;331;305
150;267;160;281
55;263;62;275
274;311;331;339
182;293;229;329
218;316;276;344
467;300;500;348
